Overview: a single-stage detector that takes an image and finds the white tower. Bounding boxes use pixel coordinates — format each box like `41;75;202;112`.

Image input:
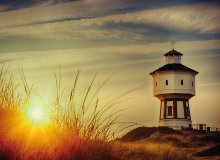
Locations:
150;49;198;128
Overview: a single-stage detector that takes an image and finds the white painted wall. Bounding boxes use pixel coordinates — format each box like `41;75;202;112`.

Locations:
159;119;191;128
153;71;196;96
177;101;185;118
160;101;164;119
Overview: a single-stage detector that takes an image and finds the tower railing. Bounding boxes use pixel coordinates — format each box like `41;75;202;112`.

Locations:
165;124;220;133
191;124;220;132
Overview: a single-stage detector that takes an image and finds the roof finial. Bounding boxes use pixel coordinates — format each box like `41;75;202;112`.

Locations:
171;41;175;50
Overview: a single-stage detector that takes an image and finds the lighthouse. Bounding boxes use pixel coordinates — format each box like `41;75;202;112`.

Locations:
150;49;198;128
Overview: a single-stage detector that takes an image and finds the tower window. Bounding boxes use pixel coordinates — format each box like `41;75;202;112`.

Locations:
167;106;173;116
181;80;184;85
166;80;168;85
155;82;157;87
192;81;194;87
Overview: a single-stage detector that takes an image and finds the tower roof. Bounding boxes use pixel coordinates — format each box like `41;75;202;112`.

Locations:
150;63;199;75
164;49;183;56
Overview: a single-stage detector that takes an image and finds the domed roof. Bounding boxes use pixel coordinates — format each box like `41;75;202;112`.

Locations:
164;49;183;56
150;63;199;75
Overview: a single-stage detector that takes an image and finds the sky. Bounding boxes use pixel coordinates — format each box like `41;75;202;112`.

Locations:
0;0;220;129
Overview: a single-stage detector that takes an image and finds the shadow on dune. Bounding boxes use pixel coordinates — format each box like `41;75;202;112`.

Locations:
196;144;220;157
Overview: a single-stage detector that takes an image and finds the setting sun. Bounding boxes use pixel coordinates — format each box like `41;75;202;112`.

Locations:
26;106;50;126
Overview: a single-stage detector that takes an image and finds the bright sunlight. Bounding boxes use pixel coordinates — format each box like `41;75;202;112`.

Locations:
25;105;51;126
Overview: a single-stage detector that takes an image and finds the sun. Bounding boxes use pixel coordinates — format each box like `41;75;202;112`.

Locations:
25;106;51;126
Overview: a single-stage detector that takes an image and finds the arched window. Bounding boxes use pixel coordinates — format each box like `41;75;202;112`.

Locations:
167;106;173;116
166;80;168;85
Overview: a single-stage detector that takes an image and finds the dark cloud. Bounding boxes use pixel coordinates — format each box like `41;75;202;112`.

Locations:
111;0;220;14
12;16;94;28
103;22;220;42
0;0;45;10
0;0;218;12
0;0;81;11
1;21;219;53
53;0;81;2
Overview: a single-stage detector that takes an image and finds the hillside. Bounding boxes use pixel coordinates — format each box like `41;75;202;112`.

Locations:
1;126;220;160
115;127;220;160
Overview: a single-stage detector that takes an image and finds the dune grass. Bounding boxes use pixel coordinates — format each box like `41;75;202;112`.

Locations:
0;67;138;159
111;141;191;160
52;70;124;140
0;66;214;160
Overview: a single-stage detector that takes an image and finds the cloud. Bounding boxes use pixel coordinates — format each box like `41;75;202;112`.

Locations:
0;0;145;29
0;1;218;52
1;39;219;71
0;0;50;11
97;4;220;34
0;1;219;33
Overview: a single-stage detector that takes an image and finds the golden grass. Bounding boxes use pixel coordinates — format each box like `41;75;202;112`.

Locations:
0;66;138;159
52;70;137;140
0;66;218;160
111;141;191;160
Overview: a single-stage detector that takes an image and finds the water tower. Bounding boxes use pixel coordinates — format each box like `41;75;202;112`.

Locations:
150;49;198;128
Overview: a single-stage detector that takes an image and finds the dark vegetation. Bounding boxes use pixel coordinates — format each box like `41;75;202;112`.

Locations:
120;126;180;141
117;127;220;160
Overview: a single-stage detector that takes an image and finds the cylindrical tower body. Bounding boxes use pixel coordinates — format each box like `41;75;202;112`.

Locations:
150;50;198;129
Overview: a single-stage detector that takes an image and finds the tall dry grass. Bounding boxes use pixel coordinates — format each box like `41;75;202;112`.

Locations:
52;70;123;140
0;67;138;159
0;66;31;111
0;66;194;160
